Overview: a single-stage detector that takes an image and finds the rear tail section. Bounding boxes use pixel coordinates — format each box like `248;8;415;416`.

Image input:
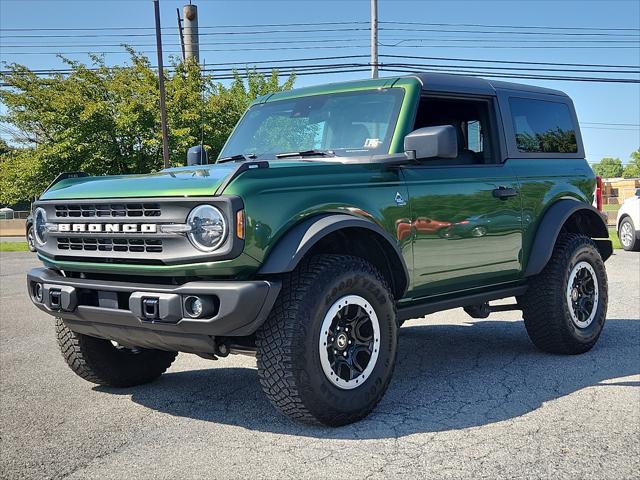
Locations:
594;176;603;212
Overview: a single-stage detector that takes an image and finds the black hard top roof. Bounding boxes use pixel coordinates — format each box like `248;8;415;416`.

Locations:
408;72;568;98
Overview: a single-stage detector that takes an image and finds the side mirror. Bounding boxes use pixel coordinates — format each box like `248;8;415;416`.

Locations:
187;145;208;166
404;125;458;161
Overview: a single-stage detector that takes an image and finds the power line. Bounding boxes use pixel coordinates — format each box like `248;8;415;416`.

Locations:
3;59;639;79
380;43;640;49
3;62;639;84
1;45;373;55
380;38;640;45
582;122;640;127
3;54;636;73
0;21;370;32
379;66;640;83
4;31;639;42
380;54;640;70
2;19;636;33
379;27;640;38
0;54;371;74
380;20;640;32
0;27;372;39
1;37;371;48
7;43;640;56
4;25;640;40
581;126;640;131
382;63;639;74
7;36;640;49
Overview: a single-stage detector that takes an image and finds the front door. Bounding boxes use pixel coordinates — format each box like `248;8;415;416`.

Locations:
403;95;523;299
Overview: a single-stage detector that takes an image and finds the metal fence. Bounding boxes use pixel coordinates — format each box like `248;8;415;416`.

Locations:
0;210;30;220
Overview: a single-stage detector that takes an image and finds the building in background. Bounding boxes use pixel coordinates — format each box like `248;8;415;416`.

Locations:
602;178;640;205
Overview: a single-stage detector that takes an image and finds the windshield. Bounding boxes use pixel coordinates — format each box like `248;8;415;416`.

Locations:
219;88;405;160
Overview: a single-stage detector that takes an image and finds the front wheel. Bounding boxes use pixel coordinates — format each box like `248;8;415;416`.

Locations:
27;226;36;252
56;318;177;387
520;234;608;354
618;217;640;251
256;255;398;426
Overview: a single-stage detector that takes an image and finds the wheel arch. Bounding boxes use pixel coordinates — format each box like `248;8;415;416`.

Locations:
525;199;612;277
258;214;410;299
617;213;631;230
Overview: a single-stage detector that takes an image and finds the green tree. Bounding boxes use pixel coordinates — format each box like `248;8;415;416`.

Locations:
516;128;577;154
591;157;624;178
0;52;295;204
0;139;12;156
623;150;640;178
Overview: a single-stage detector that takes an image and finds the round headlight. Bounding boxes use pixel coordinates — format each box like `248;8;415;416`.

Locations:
33;207;47;245
186;205;227;252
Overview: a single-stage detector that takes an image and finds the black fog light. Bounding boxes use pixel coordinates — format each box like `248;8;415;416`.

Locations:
183;295;216;318
33;283;44;302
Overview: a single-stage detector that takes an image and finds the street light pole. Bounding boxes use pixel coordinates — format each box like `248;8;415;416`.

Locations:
370;0;378;79
153;0;170;169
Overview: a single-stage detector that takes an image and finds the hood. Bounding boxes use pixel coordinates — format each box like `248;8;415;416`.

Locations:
39;163;242;200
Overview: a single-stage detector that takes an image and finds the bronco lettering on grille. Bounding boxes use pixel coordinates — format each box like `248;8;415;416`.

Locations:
57;224;157;233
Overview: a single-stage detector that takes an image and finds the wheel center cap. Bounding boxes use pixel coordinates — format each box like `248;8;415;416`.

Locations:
571;288;579;302
335;333;348;350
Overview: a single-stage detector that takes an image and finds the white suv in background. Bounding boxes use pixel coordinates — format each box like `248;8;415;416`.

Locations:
617;188;640;251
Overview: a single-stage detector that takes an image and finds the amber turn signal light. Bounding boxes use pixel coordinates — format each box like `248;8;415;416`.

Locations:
236;209;245;239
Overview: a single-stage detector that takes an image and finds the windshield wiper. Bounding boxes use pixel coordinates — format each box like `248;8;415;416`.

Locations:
218;153;257;163
275;149;335;159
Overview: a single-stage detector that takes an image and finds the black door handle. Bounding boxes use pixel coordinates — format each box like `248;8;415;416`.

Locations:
492;187;518;200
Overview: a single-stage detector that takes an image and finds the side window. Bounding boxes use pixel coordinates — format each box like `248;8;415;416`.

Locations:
466;120;483;153
413;97;495;165
509;97;578;153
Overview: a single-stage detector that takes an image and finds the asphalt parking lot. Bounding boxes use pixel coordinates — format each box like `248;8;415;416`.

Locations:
1;251;638;479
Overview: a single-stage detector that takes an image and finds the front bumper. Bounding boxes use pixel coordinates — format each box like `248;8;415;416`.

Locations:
27;267;281;354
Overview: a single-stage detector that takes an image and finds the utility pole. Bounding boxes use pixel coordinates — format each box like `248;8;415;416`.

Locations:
370;0;378;79
177;8;186;61
153;0;170;168
183;2;200;62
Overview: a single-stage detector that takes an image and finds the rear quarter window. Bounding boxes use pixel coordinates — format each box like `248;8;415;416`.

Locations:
509;97;578;154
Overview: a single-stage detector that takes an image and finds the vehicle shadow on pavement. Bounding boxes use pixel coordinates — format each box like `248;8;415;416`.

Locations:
101;318;639;439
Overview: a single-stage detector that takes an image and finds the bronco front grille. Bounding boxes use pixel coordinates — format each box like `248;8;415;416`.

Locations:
54;203;161;218
57;237;163;253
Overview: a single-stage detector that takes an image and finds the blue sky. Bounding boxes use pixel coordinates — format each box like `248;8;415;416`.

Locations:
1;0;639;163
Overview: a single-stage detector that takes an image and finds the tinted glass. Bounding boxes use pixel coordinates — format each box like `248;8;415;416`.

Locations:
219;89;404;159
509;97;578;153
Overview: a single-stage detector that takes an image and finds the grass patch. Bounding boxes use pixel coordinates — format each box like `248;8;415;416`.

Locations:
0;241;29;252
603;204;620;212
608;228;622;250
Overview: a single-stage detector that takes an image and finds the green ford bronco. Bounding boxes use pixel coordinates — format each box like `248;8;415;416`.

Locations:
28;73;612;426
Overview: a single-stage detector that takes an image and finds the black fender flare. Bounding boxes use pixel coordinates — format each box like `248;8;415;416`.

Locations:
525;199;611;277
258;214;410;296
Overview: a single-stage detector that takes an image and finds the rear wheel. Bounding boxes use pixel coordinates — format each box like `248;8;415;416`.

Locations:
618;217;639;251
520;234;608;354
56;318;177;387
256;254;398;426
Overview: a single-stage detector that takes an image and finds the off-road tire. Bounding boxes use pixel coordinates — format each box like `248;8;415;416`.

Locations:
256;254;398;426
56;318;177;387
520;234;608;355
618;217;640;251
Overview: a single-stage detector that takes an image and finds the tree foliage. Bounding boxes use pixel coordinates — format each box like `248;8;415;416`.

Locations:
515;128;577;154
622;150;640;178
0;51;295;204
591;156;624;179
